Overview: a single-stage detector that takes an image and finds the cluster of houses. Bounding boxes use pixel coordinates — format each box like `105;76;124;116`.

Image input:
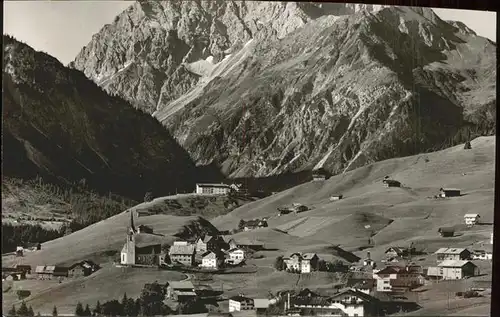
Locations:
427;248;480;280
15;242;42;257
2;260;100;281
239;218;269;231
119;210;264;270
277;203;309;216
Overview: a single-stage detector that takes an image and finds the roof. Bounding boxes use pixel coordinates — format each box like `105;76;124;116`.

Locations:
383;179;400;184
464;214;480;218
169;281;195;290
230;295;253;302
440;188;460;191
175;291;197;296
228;248;244;253
253;299;270;309
437;260;476;268
434;248;467;254
169;244;195;255
346;279;376;289
283;252;302;259
438;227;455;233
196;183;231;188
330;289;379;303
302;253;317;260
244;219;268;227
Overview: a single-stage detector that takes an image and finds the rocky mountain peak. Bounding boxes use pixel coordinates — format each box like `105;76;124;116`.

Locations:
71;3;495;179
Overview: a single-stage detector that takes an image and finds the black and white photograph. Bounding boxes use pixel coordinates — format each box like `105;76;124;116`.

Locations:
2;1;497;316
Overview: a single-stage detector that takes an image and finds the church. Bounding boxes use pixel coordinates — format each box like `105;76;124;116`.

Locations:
120;211;163;266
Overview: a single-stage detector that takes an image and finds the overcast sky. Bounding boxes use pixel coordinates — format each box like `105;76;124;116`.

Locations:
3;1;497;65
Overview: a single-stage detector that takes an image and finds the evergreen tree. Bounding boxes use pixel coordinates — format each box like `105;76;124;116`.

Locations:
17;301;29;316
52;305;58;317
93;301;101;316
83;304;91;316
75;302;84;316
28;306;35;316
8;305;16;316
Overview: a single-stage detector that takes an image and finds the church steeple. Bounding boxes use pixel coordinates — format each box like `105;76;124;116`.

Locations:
129;210;136;234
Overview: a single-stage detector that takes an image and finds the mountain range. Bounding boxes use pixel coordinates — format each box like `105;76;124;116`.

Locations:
70;2;496;178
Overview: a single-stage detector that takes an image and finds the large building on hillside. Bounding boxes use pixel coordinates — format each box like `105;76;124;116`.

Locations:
195;183;232;195
120;211;163;266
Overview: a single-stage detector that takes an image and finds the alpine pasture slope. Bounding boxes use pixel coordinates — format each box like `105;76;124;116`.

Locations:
2;137;494;315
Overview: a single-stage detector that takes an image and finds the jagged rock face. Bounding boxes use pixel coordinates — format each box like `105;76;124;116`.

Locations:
71;1;385;114
2;35;204;200
72;4;496;178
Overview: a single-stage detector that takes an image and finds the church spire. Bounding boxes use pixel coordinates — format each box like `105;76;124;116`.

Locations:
129;210;136;234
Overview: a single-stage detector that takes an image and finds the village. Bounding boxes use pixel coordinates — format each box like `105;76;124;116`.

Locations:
2;162;494;317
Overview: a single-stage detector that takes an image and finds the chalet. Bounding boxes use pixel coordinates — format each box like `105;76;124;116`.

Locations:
137;224;153;234
68;263;86;278
243;219;268;231
68;261;100;277
3;271;26;281
226;248;245;265
438;227;455;237
292;288;383;317
35;266;68;280
345;279;375;294
195;235;226;253
201;251;224;269
15;265;32;274
277;203;309;215
21;242;42;252
427;260;479;280
471;247;493;260
283;252;319;273
166;281;197;302
229;295;255;312
330;195;343;201
439;188;461;198
384;247;415;258
464;214;480;227
169;243;196;267
195;183;232;195
372;266;425;293
434;248;471;262
312;168;330;181
120;212;163;266
383;179;401;188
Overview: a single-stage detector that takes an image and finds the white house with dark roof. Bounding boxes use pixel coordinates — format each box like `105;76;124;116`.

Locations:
201;251;223;269
464;214;480;227
229;295;254;312
226;248;245;265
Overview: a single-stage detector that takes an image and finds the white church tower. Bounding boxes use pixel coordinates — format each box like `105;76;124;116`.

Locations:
120;211;136;265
